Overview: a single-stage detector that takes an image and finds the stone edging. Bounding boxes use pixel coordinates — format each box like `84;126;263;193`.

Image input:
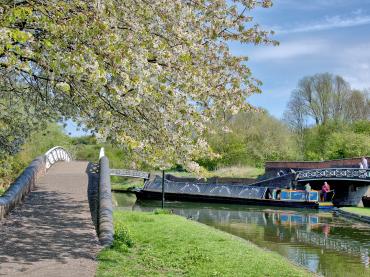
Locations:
0;156;46;220
334;208;370;224
98;156;114;247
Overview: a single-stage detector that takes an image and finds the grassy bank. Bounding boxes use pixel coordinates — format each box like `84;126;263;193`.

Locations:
209;166;264;178
340;207;370;217
111;177;145;191
167;165;264;179
98;211;312;277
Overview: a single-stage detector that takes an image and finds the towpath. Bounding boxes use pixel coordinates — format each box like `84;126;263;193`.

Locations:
0;161;100;277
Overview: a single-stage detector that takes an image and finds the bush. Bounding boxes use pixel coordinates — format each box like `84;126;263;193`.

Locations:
153;208;173;215
112;221;134;252
303;121;370;160
325;131;370;159
205;111;298;168
352;120;370;135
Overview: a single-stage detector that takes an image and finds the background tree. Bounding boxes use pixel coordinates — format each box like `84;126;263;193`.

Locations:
283;91;307;157
345;89;370;121
286;73;350;125
202;110;298;168
303;120;370;160
0;0;276;171
284;73;369;160
284;73;369;128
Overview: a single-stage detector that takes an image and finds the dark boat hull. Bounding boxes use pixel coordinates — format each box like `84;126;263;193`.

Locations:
135;190;323;209
362;196;370;207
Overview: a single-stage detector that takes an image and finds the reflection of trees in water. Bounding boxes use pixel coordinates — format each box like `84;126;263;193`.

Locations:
131;201;370;275
295;229;369;261
198;208;369;273
113;193;137;210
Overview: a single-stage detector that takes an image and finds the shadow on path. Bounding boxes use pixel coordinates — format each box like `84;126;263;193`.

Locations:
0;161;100;277
86;162;99;233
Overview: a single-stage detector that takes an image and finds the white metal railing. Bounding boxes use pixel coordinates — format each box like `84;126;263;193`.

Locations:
44;146;72;169
110;168;150;179
99;147;105;159
296;168;370;181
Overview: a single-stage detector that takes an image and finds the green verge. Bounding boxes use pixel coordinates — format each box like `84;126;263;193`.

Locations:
111;183;142;191
111;177;145;192
340;207;370;217
97;211;313;277
166;166;264;179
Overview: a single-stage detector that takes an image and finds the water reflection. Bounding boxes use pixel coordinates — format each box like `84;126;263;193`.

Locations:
113;193;370;277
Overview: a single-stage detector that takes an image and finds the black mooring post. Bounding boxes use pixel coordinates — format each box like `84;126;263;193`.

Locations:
161;170;165;209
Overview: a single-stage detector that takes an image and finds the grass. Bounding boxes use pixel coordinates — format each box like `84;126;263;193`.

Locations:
340;207;370;217
0;187;5;196
97;211;312;277
210;166;264;178
111;177;145;191
165;171;197;178
111;182;144;191
167;165;264;179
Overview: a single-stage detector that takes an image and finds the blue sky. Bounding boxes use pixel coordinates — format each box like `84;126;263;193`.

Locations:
65;0;370;135
240;0;370;118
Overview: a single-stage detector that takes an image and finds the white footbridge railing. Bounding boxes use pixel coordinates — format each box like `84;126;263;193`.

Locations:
1;146;72;220
44;146;72;169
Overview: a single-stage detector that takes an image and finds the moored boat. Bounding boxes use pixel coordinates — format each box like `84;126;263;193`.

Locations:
135;175;333;210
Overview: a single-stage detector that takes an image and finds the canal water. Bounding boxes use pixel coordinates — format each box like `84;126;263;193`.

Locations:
113;193;370;277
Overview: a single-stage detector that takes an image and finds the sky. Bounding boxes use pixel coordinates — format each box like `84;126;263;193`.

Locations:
239;0;370;118
65;0;370;135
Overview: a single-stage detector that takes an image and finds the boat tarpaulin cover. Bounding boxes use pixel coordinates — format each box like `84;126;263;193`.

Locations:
143;176;267;199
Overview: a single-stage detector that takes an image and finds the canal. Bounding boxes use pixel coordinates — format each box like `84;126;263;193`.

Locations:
113;193;370;277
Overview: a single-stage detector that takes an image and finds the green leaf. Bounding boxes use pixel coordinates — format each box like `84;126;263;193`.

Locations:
11;30;31;43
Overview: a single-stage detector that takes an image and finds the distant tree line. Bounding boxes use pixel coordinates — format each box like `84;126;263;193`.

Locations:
200;73;369;170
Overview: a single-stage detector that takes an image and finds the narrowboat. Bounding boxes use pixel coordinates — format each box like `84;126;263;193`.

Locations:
135;176;334;210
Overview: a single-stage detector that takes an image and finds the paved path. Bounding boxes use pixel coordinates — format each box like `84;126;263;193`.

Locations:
0;161;100;277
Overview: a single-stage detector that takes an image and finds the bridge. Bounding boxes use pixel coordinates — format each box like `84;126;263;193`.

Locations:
263;158;370;206
294;168;370;206
110;168;149;180
0;147;111;277
296;168;370;182
247;166;370;206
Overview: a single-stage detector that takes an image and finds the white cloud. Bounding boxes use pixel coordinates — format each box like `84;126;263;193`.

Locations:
336;44;370;89
249;39;327;61
276;14;370;34
342;74;370;90
246;39;370;116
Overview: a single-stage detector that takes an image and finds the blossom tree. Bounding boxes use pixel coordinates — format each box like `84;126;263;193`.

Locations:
0;0;276;171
